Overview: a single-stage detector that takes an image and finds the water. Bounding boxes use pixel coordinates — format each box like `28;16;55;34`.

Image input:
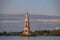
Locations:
0;14;60;40
0;36;60;40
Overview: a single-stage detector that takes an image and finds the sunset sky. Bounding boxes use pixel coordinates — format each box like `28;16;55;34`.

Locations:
0;0;60;16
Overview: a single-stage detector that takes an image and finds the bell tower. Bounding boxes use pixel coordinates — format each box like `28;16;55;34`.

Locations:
23;12;30;36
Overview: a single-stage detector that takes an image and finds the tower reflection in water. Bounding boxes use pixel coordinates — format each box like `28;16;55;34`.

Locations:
24;37;29;40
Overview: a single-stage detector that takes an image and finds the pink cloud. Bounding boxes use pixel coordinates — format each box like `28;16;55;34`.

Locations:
37;19;60;23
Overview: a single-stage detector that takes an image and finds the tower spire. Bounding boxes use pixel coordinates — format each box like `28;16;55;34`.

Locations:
23;12;30;36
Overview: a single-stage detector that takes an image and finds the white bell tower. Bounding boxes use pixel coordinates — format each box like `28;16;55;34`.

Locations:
23;12;30;36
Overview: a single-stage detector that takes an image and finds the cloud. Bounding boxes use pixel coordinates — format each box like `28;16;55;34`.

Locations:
36;19;60;23
0;19;60;24
0;20;24;23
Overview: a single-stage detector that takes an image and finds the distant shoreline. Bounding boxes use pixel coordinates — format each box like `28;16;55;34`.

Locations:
0;30;60;36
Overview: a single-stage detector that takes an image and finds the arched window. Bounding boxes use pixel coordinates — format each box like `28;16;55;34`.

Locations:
26;21;27;23
25;30;27;32
25;24;27;27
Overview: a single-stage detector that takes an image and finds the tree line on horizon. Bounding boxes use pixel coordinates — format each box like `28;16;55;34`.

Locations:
0;30;60;36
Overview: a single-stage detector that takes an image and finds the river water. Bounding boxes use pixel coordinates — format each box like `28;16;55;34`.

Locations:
0;14;60;40
0;36;60;40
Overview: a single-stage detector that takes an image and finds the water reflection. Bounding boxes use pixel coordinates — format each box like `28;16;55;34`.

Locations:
24;37;29;40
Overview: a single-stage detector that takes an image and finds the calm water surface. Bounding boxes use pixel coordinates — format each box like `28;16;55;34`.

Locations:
0;36;60;40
